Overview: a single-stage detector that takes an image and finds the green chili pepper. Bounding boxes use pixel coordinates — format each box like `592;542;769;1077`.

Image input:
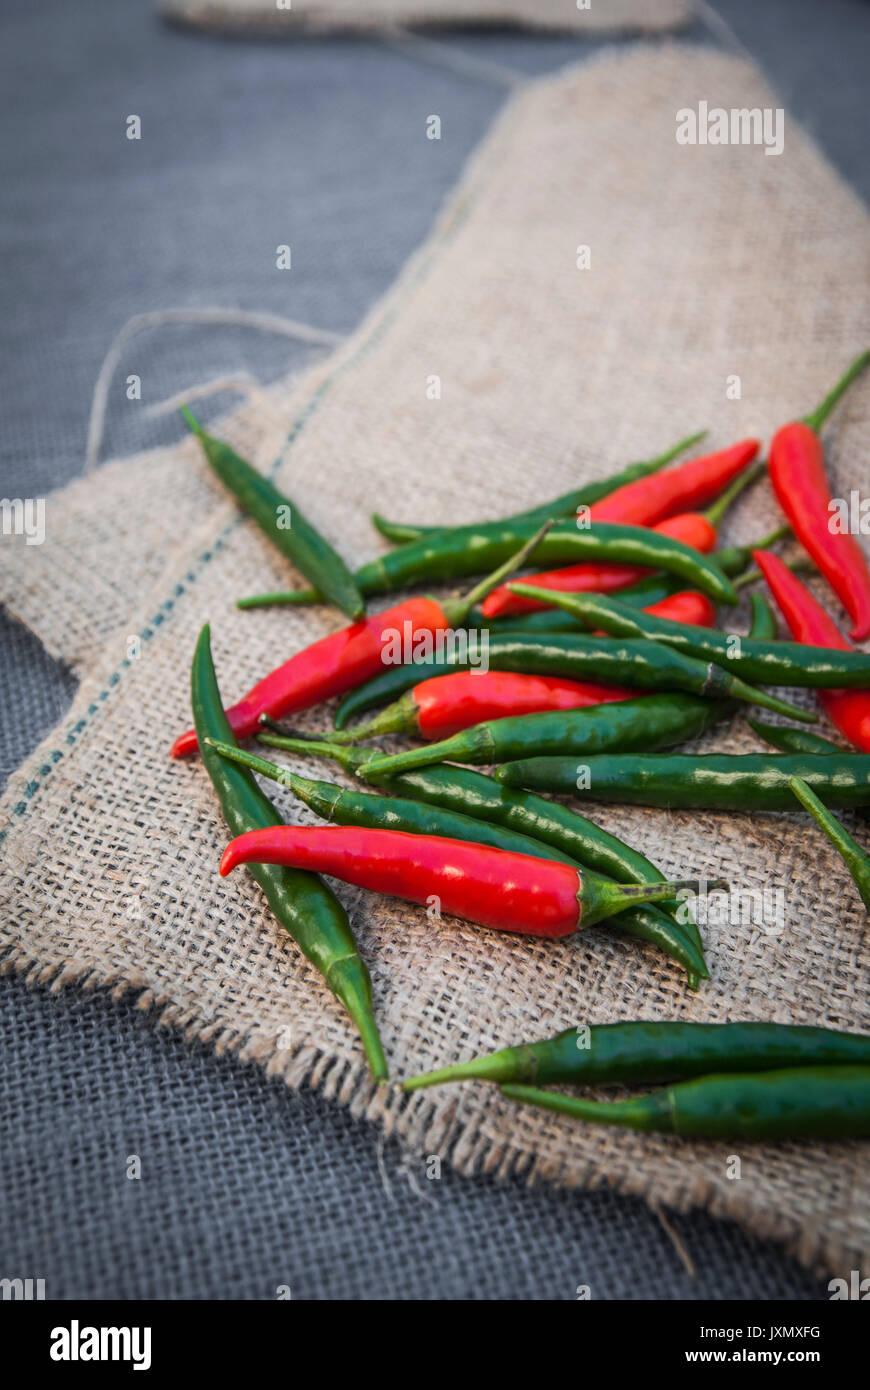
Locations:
500;1066;870;1140
747;592;778;641
254;732;708;984
369;431;706;543
334;648;810;745
496;751;870;811
790;776;870;911
360;693;734;779
488;575;682;635
485;529;787;639
332;632;808;736
181;408;365;621
747;719;842;755
209;739;707;979
189;625;387;1079
506;588;870;690
403;1020;870;1091
208;739;579;864
237;519;739;610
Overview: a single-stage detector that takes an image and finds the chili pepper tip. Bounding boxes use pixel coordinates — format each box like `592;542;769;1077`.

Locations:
170;729;197;759
179;404;204;435
219;845;241;876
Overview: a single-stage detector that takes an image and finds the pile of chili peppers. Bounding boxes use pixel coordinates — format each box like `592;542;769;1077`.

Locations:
175;351;870;1140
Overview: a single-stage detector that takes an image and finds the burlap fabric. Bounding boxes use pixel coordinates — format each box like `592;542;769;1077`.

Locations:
2;45;869;1275
160;0;690;37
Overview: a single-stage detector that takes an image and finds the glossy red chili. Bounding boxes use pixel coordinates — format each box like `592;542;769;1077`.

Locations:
336;669;638;743
414;671;635;739
640;591;717;628
172;523;553;757
589;438;759;525
767;351;870;641
481;458;763;619
754;550;870;753
482;511;717;619
171;596;450;757
219;825;709;935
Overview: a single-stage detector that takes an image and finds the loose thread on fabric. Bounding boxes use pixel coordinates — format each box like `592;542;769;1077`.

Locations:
85;307;345;472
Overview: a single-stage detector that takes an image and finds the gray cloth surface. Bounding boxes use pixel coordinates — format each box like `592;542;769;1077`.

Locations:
1;0;866;1299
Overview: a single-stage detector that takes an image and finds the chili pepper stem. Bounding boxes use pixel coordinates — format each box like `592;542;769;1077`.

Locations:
803;350;870;433
714;673;818;723
789;776;870;911
501;1083;667;1131
404;1053;518;1091
628;430;708;472
327;692;419;743
703;461;765;527
440;519;555;626
258;729;369;775
579;876;727;928
236;590;312;609
206;737;298;786
753;523;791;551
734;557;816;590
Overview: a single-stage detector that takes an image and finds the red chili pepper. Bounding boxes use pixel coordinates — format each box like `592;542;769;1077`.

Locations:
754;550;870;753
171;524;553;758
631;591;717;629
219;825;711;934
398;670;637;742
767;351;870;642
482;512;718;619
170;597;449;758
482;460;765;619
589;438;759;525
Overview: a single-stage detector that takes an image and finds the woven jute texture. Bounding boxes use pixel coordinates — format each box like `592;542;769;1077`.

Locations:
3;45;870;1275
160;0;690;37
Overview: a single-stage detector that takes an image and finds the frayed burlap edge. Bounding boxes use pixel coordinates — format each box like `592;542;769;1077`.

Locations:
0;932;848;1280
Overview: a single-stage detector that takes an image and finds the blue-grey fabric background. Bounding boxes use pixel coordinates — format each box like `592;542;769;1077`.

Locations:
2;0;868;1299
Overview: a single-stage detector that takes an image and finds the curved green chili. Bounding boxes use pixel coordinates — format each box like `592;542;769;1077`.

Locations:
336;656;808;746
207;740;577;864
369;431;706;543
237;519;739;610
790;776;870;911
487;575;682;635
491;538;788;640
181;408;364;621
211;739;706;979
495;751;870;811
748;592;778;641
403;1020;870;1091
747;719;842;755
254;732;708;984
507;588;870;689
360;693;734;779
332;632;807;735
500;1066;870;1140
189;625;386;1079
